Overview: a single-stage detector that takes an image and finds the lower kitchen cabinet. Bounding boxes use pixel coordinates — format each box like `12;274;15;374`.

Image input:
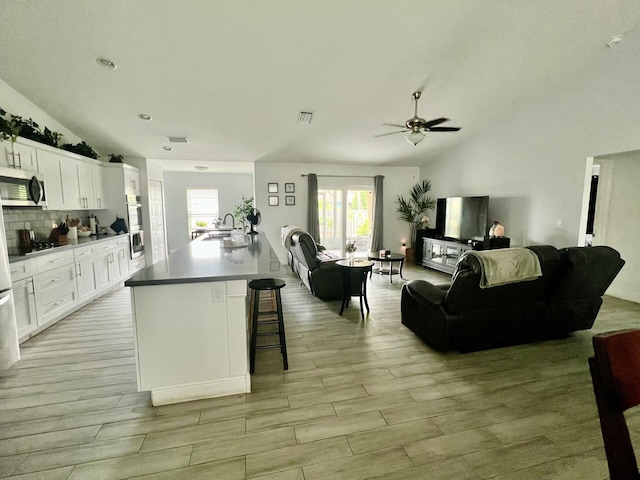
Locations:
34;263;78;327
10;235;141;343
13;278;38;340
75;244;97;301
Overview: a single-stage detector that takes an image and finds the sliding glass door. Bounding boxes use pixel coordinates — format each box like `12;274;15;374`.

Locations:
318;188;372;257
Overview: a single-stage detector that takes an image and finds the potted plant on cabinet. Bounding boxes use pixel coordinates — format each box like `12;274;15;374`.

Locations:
395;179;436;262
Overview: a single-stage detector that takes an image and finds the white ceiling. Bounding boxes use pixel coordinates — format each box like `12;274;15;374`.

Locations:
0;0;637;168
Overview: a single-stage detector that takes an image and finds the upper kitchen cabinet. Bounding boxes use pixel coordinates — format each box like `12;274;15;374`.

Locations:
35;142;106;211
124;167;141;195
1;139;38;171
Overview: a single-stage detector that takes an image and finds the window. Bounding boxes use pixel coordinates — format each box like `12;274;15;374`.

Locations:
186;188;219;232
318;188;372;257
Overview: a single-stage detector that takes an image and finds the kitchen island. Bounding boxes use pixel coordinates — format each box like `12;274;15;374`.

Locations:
125;232;281;406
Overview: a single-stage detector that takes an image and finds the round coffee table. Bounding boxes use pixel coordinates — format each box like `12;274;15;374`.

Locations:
367;253;405;283
335;259;374;319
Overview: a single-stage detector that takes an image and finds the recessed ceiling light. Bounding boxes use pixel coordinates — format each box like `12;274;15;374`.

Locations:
138;114;152;121
606;35;623;47
96;57;117;70
195;166;208;172
162;146;173;151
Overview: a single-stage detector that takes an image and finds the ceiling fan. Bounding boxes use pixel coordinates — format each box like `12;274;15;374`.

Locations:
376;91;460;145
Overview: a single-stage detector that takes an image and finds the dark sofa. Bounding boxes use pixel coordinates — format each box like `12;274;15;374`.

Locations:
289;231;343;300
401;245;625;352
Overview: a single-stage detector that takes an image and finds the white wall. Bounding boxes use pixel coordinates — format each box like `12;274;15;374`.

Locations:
421;34;640;250
592;151;640;303
163;171;254;252
0;78;83;147
253;162;420;263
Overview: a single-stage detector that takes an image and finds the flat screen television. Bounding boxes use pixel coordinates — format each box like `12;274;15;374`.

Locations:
435;196;489;242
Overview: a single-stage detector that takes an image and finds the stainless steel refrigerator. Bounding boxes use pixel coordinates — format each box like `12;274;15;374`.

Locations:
0;201;19;370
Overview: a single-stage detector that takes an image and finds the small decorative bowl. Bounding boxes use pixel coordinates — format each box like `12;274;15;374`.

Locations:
77;230;92;237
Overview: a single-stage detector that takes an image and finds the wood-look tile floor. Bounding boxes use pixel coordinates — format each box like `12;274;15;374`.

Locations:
1;263;639;479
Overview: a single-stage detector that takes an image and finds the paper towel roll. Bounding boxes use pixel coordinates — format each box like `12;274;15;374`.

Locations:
67;226;78;240
89;217;96;234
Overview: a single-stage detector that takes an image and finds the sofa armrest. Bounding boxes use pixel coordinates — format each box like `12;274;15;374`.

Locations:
405;280;447;308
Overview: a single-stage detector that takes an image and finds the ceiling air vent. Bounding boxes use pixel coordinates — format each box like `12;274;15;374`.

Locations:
167;136;189;143
297;112;313;125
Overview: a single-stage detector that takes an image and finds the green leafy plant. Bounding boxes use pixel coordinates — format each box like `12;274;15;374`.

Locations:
0;107;22;143
232;195;254;231
60;141;98;159
195;221;208;227
396;179;436;248
108;153;124;163
345;240;357;254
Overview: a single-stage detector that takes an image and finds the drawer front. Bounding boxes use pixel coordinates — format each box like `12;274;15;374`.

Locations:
94;239;119;255
35;250;75;274
10;259;37;283
35;265;76;303
38;291;77;325
74;244;95;261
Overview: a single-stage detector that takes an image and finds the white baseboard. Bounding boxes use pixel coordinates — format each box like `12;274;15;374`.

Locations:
150;375;251;406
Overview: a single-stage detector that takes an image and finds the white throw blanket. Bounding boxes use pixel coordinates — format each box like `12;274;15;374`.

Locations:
280;225;307;249
461;248;542;289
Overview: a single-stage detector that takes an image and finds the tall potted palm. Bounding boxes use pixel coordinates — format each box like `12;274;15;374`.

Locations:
396;180;436;261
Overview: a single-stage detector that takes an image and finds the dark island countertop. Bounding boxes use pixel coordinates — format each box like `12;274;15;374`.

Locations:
125;232;283;287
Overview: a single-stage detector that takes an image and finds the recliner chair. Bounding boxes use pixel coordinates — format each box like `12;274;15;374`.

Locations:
289;232;343;300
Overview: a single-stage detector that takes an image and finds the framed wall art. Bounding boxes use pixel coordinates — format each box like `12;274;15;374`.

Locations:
285;183;295;193
268;196;279;206
268;183;278;193
285;195;295;206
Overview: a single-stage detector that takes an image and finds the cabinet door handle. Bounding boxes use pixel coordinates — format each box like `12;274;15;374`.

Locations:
53;299;66;306
76;264;82;276
15;152;22;168
51;275;66;283
49;258;63;264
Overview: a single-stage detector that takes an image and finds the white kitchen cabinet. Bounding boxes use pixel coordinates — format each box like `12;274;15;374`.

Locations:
60;158;82;209
13;278;38;341
36;149;65;210
116;239;130;279
124;167;141;195
74;244;97;301
92;164;105;209
10;258;37;283
94;239;119;290
34;263;78;327
77;161;93;209
35;249;75;274
1;140;37;170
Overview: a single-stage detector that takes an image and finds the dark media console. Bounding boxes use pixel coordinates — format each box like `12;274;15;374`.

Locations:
420;234;510;274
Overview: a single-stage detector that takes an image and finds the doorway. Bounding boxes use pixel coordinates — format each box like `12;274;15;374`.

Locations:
578;151;640;303
318;188;373;257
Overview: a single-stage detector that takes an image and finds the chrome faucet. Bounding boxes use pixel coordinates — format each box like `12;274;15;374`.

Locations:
223;213;235;228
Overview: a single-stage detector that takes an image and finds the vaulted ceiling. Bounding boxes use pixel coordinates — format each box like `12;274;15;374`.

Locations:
0;1;637;168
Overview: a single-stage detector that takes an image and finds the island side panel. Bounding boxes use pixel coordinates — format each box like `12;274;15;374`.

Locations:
130;280;250;405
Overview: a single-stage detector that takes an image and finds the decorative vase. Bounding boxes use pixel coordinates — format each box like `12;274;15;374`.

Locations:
347;252;355;265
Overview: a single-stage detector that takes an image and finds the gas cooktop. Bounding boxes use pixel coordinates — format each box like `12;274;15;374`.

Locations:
9;241;60;256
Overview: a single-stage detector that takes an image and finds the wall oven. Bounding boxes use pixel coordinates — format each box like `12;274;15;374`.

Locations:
130;230;144;259
125;194;144;259
0;167;46;207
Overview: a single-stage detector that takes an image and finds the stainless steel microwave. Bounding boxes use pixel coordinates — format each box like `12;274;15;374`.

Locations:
0;167;46;207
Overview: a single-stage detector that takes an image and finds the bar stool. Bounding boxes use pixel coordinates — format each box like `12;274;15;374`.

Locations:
248;278;288;374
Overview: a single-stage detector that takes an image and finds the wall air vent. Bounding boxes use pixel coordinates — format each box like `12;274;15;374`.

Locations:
297;112;313;125
167;137;189;143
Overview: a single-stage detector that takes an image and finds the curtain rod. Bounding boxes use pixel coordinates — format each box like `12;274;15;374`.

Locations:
300;174;378;179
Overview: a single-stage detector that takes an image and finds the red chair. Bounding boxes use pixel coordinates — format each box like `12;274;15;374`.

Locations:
589;329;640;480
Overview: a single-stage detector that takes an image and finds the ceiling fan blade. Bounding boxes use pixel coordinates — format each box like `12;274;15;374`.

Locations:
423;117;449;128
428;126;461;132
381;123;407;128
374;130;408;137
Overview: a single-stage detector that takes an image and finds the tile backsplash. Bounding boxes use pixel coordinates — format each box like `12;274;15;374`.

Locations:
2;208;95;248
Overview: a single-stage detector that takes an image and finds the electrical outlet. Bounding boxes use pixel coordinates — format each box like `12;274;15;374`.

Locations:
212;284;225;303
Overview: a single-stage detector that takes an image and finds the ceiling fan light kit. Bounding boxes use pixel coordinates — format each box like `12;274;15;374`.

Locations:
406;130;425;145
